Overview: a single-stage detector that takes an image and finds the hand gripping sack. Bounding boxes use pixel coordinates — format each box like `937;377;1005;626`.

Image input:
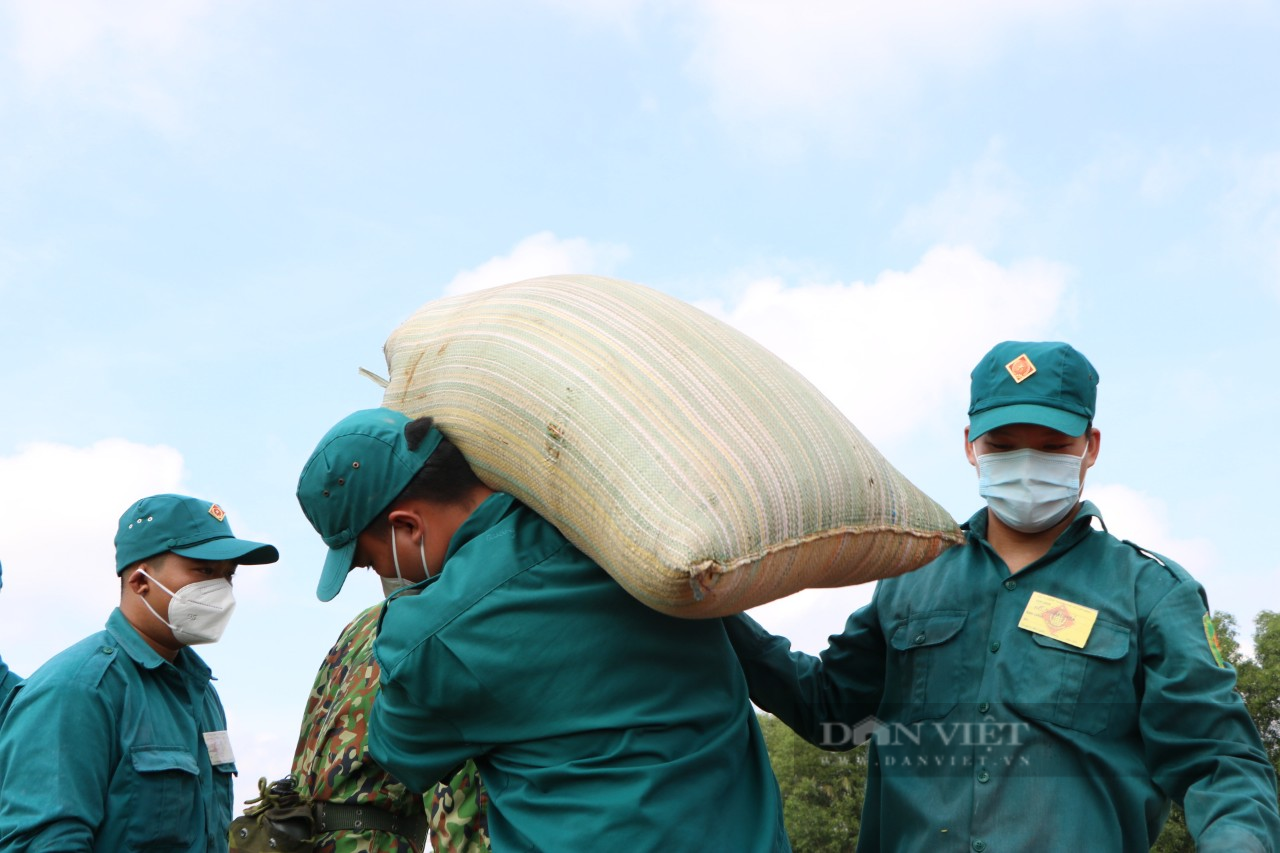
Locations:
381;275;962;617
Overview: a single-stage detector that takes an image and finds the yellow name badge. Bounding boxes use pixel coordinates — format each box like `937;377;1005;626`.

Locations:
1018;591;1098;648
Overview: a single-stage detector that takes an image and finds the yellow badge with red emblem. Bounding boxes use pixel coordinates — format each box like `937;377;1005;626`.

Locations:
1005;353;1037;383
1018;591;1098;648
208;504;226;522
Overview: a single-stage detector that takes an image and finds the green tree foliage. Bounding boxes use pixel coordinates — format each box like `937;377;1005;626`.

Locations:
758;713;867;853
1235;610;1280;770
1150;806;1193;853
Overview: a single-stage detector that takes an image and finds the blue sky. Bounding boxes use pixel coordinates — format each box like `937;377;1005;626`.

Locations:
2;0;1279;808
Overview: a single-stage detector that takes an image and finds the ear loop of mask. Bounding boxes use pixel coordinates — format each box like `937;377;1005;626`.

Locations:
390;526;405;586
389;525;432;583
135;568;177;630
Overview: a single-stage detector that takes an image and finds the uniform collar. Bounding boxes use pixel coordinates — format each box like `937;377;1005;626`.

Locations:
105;607;212;680
380;495;520;601
442;491;518;565
378;492;523;626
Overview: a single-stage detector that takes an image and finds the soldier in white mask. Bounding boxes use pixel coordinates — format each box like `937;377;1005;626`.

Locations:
0;493;278;852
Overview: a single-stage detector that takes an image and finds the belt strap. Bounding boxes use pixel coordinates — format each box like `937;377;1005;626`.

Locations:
312;801;428;843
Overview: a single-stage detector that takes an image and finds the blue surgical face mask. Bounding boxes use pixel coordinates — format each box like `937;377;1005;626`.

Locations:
976;445;1087;533
382;525;430;598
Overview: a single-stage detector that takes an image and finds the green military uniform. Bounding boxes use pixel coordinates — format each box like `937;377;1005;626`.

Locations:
0;608;237;852
0;660;18;707
728;503;1280;852
290;604;489;853
0;562;18;705
370;493;791;852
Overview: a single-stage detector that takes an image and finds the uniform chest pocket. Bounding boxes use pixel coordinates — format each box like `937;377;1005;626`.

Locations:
889;611;968;722
128;746;199;851
1008;619;1132;734
207;761;238;847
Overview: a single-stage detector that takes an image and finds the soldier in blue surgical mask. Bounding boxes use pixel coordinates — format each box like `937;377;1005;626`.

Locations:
0;493;279;852
726;340;1280;852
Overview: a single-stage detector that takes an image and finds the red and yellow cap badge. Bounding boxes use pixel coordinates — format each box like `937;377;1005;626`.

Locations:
208;503;227;522
1005;353;1037;383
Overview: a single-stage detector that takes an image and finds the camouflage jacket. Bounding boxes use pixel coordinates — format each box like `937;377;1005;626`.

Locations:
292;605;490;853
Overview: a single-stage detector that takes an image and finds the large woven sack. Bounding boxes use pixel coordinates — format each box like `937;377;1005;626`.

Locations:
381;275;962;618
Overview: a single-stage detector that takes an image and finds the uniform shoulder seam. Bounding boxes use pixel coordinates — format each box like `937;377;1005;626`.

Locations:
1120;539;1194;584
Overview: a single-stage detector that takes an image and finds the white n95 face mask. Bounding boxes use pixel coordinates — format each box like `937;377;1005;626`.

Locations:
976;446;1086;533
137;569;236;645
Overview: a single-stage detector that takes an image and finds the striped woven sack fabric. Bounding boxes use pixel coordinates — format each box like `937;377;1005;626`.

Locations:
381;275;963;618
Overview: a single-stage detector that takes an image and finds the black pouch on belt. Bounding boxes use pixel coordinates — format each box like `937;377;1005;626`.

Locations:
228;776;315;853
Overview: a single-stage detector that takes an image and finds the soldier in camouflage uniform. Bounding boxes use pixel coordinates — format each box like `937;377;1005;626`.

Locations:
291;604;490;853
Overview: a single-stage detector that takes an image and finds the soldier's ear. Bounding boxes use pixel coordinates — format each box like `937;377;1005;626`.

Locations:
387;506;428;544
123;564;150;595
1084;427;1101;470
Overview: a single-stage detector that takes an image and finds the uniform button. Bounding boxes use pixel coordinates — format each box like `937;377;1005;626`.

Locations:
977;770;990;783
913;633;927;645
1004;579;1016;590
989;641;1001;653
978;702;990;714
973;840;987;852
101;647;115;655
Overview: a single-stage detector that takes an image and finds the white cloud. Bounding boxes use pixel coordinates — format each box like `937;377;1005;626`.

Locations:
531;0;1226;151
444;231;631;296
698;245;1071;448
747;584;876;656
1084;483;1217;578
534;0;1107;140
1079;482;1265;658
895;140;1025;251
0;440;186;674
3;0;220;131
681;0;1094;146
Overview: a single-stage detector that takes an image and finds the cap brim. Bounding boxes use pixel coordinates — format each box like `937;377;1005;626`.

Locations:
173;537;280;566
969;403;1089;441
315;539;357;602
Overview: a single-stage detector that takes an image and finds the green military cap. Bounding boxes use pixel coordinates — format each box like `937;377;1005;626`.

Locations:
968;341;1098;440
114;494;279;574
296;408;444;602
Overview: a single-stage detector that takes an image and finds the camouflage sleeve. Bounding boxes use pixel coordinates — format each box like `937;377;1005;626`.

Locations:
291;606;435;853
288;607;492;853
427;759;490;853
